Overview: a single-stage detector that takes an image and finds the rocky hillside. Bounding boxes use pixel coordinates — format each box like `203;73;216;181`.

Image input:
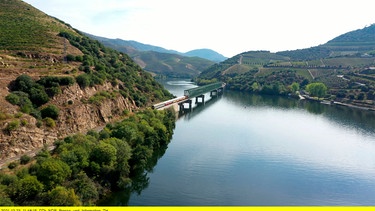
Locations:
0;0;173;163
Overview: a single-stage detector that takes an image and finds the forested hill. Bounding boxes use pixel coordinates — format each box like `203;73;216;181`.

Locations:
0;0;173;161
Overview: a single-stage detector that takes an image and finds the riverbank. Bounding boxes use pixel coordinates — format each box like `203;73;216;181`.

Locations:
0;109;176;206
301;94;375;111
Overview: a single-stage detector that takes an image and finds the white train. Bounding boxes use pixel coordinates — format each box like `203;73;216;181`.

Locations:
152;95;188;109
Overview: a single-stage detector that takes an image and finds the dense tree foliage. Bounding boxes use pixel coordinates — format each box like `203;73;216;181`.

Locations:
0;109;175;205
6;75;74;119
306;82;328;98
59;31;173;107
222;70;307;96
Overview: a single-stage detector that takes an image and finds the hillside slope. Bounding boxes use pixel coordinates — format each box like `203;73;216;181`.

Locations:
87;34;216;78
278;24;375;60
198;25;375;109
0;0;173;161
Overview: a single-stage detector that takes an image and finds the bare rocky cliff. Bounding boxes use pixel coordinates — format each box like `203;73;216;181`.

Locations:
0;81;137;163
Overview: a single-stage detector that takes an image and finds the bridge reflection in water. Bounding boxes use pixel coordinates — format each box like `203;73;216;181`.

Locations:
152;82;225;115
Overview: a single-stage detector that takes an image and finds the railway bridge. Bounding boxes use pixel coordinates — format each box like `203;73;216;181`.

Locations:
152;82;225;111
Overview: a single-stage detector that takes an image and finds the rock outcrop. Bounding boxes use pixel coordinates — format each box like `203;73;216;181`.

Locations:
0;81;137;163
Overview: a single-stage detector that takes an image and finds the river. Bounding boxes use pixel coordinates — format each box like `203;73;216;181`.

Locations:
104;79;375;205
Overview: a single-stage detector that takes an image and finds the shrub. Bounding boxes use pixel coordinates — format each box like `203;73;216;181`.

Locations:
59;77;75;86
44;117;56;128
66;54;75;62
76;74;90;88
14;112;23;118
46;86;61;97
29;86;49;107
36;120;43;128
0;111;10;120
20;119;28;126
20;155;31;165
41;105;59;120
6;120;20;132
5;93;20;105
8;162;18;169
13;74;35;93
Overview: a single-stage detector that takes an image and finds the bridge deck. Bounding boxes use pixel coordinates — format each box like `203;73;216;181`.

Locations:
152;82;225;110
184;82;225;98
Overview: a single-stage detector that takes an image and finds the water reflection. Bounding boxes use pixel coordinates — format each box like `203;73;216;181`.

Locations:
99;145;169;205
178;94;223;120
225;91;375;134
105;80;375;205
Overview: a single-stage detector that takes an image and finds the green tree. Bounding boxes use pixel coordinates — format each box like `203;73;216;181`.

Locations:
291;82;300;93
111;121;138;143
14;175;44;203
76;74;90;88
13;74;35;93
48;186;81;206
36;158;72;189
306;82;327;98
29;86;49;107
0;186;14;206
70;172;98;205
251;82;260;92
90;142;117;168
60;146;90;175
103;138;131;173
0;197;14;206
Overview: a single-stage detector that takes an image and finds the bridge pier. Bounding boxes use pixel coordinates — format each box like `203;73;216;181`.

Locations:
210;90;217;97
218;87;224;94
195;95;205;105
210;87;224;97
179;99;192;112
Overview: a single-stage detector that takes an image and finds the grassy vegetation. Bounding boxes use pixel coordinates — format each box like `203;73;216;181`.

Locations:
0;0;72;52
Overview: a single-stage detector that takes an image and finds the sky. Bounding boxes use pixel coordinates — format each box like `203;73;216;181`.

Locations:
23;0;375;58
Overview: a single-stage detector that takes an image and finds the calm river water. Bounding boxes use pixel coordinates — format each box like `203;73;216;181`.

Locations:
105;79;375;205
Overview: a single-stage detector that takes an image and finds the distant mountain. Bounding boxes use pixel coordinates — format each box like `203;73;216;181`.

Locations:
132;51;214;78
185;49;227;62
87;34;181;55
86;34;216;77
87;34;227;62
